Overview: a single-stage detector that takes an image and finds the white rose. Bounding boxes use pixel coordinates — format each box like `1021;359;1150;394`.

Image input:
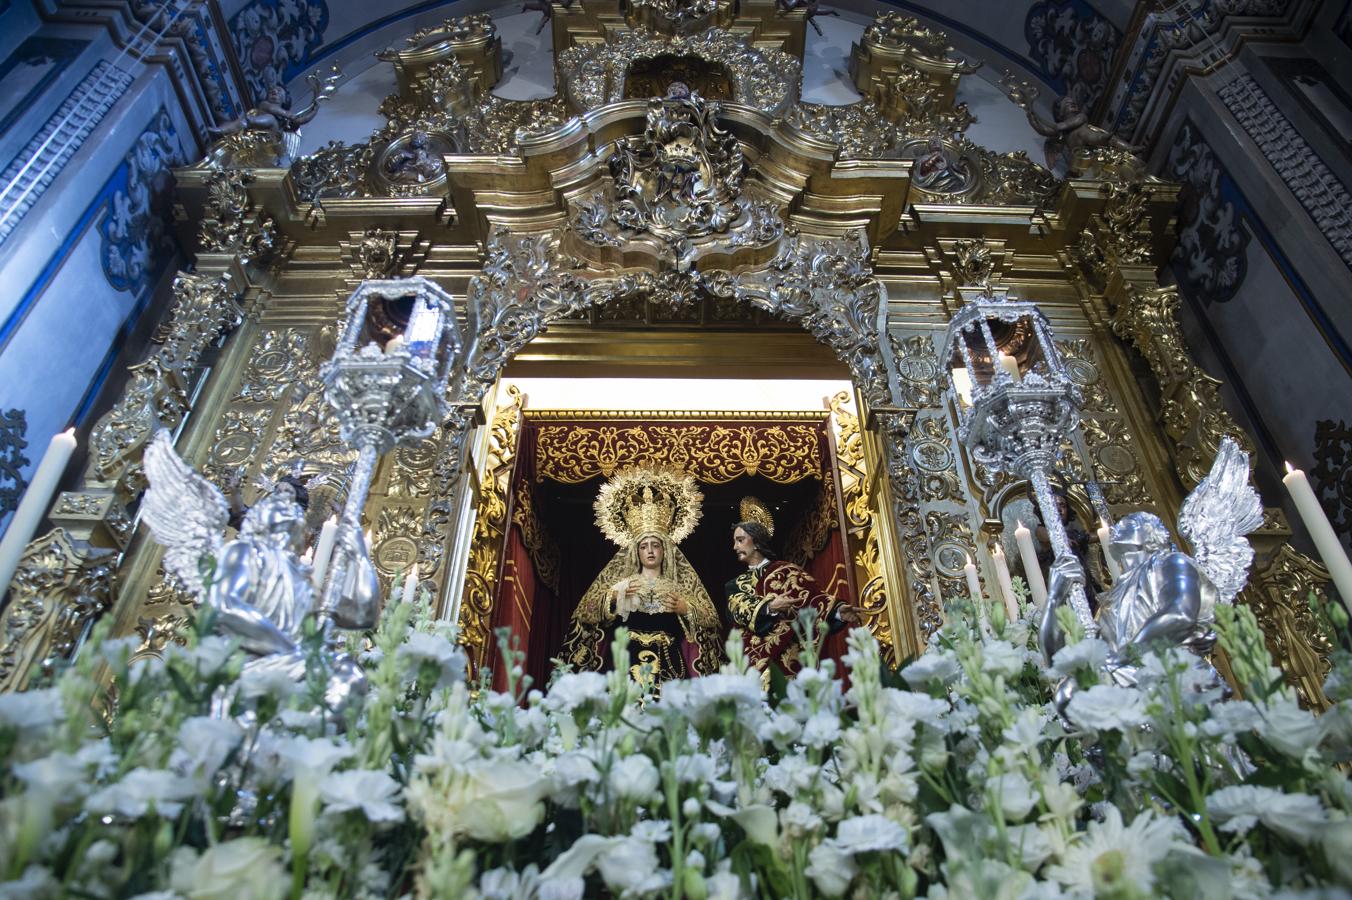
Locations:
608;753;660;803
805;840;857;897
169;838;286;900
448;758;548;842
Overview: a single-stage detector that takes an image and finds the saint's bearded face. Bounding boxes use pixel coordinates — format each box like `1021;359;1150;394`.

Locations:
732;527;757;565
638;535;664;571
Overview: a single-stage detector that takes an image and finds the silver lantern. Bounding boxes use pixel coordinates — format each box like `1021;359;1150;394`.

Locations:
940;285;1095;632
318;278;462;617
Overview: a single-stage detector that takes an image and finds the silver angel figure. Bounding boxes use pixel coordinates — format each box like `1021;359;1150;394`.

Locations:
1040;437;1263;689
142;430;378;711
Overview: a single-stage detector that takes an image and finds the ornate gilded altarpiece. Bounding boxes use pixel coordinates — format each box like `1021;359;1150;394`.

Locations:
0;1;1336;704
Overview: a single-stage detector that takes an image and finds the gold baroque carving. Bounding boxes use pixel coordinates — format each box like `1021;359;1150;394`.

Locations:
1241;544;1334;709
0;530;116;691
1110;285;1253;489
534;422;824;484
829;392;897;663
458;387;525;672
557;29;801;116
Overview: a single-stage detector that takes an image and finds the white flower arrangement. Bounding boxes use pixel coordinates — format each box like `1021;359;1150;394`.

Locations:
1;591;1350;898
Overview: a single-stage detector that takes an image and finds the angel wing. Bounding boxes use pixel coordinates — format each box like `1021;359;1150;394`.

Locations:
1178;437;1264;605
142;430;230;597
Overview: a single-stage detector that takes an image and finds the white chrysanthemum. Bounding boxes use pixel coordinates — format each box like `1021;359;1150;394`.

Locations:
901;651;962;688
170;716;243;782
319;769;404;823
980;640;1025;679
673;752;719;784
86;768;198;818
834;814;909;853
1049;638;1109;679
758;712;801;746
0;866;59;900
1207;785;1327;844
397;632;466;686
595;835;666;895
881;688;950;728
780;801;823;838
1200;700;1261;739
801;711;842;749
1256;695;1326;759
552;751;601;789
1064;684;1149;732
545;671;609;713
169;635;236;675
0;687;64;732
1046;808;1185;896
12;742;110;799
238;664;302;700
272;735;354;781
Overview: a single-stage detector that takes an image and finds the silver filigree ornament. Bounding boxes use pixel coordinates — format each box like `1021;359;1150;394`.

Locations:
569;87;784;271
941;285;1095;631
140;431;371;715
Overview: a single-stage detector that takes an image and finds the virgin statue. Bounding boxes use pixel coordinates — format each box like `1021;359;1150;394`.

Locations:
562;466;723;685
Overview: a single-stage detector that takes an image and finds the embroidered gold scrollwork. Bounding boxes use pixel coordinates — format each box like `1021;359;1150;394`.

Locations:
534;422;823;484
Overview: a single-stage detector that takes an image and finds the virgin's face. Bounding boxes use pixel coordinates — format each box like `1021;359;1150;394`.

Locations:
638;536;664;571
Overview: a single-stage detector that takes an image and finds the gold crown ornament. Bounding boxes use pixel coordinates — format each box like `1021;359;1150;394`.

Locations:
738;495;775;536
595;465;702;546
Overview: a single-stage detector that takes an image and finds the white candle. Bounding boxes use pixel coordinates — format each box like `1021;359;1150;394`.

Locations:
384;335;405;354
0;429;77;600
1097;517;1122;582
401;564;419;605
990;544;1018;621
998;353;1021;382
963;555;984;606
1013;522;1049;608
310;517;339;589
1283;463;1352;611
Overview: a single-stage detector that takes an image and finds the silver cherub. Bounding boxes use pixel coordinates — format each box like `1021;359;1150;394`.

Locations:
142;430;379;711
1040;437;1264;690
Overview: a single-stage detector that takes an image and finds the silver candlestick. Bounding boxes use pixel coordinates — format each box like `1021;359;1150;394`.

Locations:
941;285;1096;633
319;278;462;618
